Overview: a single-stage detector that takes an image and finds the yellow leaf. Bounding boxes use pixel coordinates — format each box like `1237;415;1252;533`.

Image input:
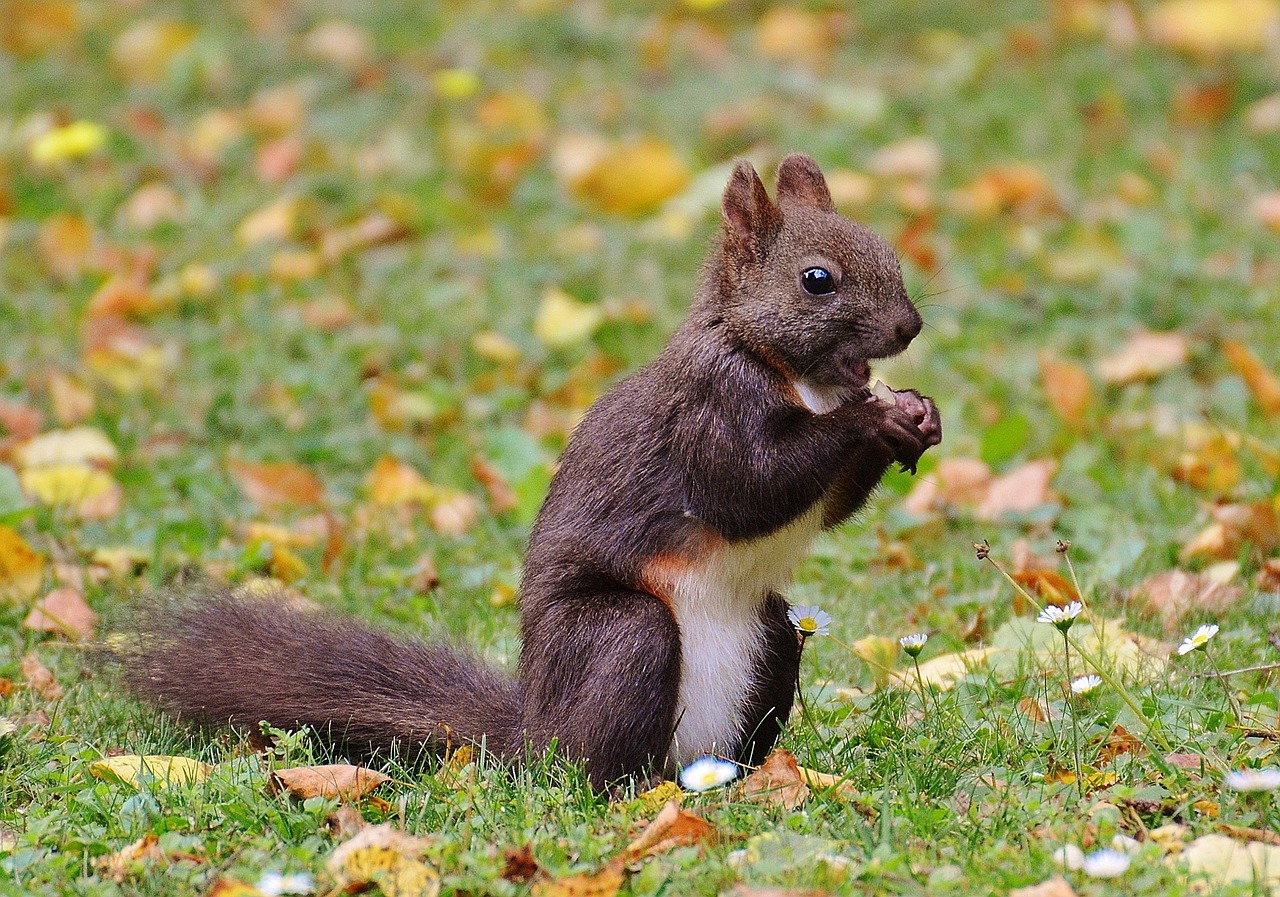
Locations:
90;755;212;789
237;197;298;246
624;780;683;815
1148;0;1280;55
1;1;81;57
15;426;118;468
20;464;122;519
207;879;269;897
849;635;901;688
572;138;690;215
366;456;439;506
327;825;440;897
534;287;603;348
1175;834;1280;892
0;525;45;602
36;213;94;281
891;646;1001;690
29;121;107;165
472;330;522;364
433;68;481;100
754;7;831;63
532;862;624;897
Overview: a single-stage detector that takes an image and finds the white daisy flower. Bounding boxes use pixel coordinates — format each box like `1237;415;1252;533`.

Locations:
787;604;831;637
678;755;739;792
1177;623;1219;656
899;632;929;658
1223;767;1280;793
1036;601;1083;633
256;871;315;896
1070;674;1102;695
1081;848;1131;878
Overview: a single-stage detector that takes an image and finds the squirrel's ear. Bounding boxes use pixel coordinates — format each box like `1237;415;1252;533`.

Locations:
721;160;780;261
775;153;835;213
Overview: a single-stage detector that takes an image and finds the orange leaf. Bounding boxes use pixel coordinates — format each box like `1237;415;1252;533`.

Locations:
23;587;96;639
1040;354;1093;426
228;459;324;510
0;525;45;601
622;799;718;859
1223;341;1280;416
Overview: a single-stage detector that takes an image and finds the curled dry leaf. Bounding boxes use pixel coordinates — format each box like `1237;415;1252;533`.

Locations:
623;799;718;860
950;163;1059;218
1097;330;1189;385
90;755;212;789
95;832;171;883
1180;500;1279;562
327;824;440;897
501;844;541;883
531;861;623;897
23;586;96;639
228;458;325;510
270;763;390;801
741;748;809;810
471;457;518;514
1129;568;1244;634
20;653;63;700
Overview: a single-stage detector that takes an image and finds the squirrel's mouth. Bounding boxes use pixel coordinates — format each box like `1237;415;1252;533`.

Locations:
831;345;873;391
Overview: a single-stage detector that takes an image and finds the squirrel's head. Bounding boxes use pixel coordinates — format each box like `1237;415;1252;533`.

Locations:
714;153;921;391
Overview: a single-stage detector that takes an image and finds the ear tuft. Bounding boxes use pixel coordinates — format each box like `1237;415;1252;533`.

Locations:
775;153;834;212
721;160;780;260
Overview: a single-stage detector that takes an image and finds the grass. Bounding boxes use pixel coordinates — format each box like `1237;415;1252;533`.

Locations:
3;0;1280;894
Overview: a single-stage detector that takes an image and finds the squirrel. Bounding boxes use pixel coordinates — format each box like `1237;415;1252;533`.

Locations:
125;153;942;790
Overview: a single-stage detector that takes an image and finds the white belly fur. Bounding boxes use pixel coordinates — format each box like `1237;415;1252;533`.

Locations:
662;502;825;770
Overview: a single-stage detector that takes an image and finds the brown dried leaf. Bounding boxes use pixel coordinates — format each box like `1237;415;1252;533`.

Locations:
531;861;624;897
1257;558;1280;592
327;824;439;897
20;653;63;700
741;748;809;810
24;587;96;639
1097;330;1189;384
950;164;1060;218
623;799;718;859
501;844;541;883
1130;569;1244;634
1097;724;1146;764
95;832;165;882
471;457;518;514
0;398;43;441
270;763;390;801
228;458;324;510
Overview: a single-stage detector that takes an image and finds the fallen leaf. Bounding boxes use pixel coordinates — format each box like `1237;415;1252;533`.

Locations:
866;136;942;181
571;138;689;215
0;525;45;601
471;457;518;514
1010;875;1078;897
976;459;1058;520
623;799;718;859
1148;0;1280;55
950;163;1059;218
1;1;82;57
207;880;268;897
15;426;117;468
0;398;43;441
741;748;809;810
237;197;299;246
1097;724;1146;764
228;459;325;510
90;755;212;789
29;120;108;165
1181;500;1279;562
303;20;374;73
532;861;624;897
20;464;122;519
429;491;481;536
23;587;96;639
20;653;63;700
754;6;831;64
367;456;439;506
36;213;95;281
849;635;900;688
327;824;440;897
1040;354;1093;426
1175;833;1280;893
534;287;604;348
111;19;196;83
270;764;390;801
1097;330;1189;384
501;844;541;883
48;372;94;426
891;646;1000;691
1130;568;1245;633
95;833;165;883
1258;558;1280;592
1223;341;1280;416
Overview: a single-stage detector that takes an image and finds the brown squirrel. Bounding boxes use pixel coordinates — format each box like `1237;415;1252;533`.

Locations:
126;154;941;790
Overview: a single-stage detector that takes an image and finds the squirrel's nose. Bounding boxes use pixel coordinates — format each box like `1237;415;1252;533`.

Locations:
895;314;922;345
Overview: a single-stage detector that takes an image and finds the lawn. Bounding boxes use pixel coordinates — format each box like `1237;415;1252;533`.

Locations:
2;1;1280;895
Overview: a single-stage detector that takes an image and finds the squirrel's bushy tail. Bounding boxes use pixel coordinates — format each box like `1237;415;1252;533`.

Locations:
121;587;522;760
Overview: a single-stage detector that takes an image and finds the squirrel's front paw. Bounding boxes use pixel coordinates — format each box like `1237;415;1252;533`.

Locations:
874;388;942;474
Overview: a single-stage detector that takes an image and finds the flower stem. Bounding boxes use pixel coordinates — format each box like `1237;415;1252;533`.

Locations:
1204;645;1243;724
1064;631;1083;801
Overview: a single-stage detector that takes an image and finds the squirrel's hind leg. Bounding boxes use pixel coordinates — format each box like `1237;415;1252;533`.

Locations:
736;592;802;767
519;590;681;790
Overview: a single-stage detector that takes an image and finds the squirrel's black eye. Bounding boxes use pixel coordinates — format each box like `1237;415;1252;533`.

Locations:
800;267;836;296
